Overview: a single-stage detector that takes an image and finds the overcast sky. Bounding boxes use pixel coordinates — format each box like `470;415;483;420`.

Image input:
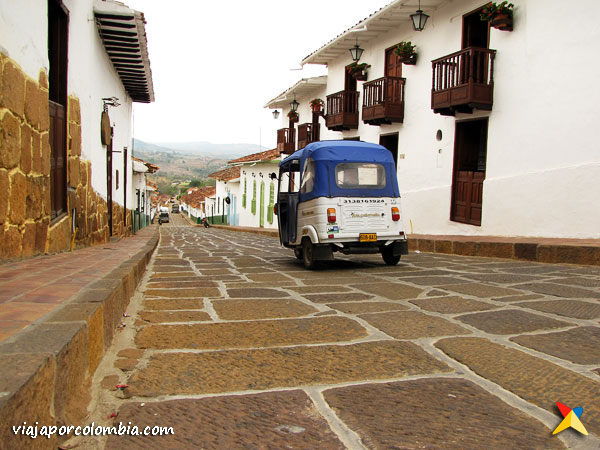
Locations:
124;0;392;149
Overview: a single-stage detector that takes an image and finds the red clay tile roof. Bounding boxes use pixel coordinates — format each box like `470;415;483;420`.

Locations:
132;156;160;173
180;186;216;209
208;166;241;181
228;148;282;165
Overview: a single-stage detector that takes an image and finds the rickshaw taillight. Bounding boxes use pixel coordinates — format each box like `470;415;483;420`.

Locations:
391;207;400;221
327;208;336;223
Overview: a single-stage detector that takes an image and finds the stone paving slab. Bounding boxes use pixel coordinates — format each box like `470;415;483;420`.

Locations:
327;301;410;314
409;296;499;314
106;390;345;450
514;299;600;319
456;309;571;335
435;337;600;436
439;283;524;298
511;326;600;365
145;280;219;288
127;341;452;396
226;288;290;298
135;316;367;349
546;277;600;288
301;292;373;303
323;378;563;450
351;282;424;300
142;299;204;311
288;285;351;294
399;275;467;286
139;310;212;323
491;293;545;302
144;287;222;298
359;311;471;339
212;299;318;320
511;282;600;299
459;273;550;284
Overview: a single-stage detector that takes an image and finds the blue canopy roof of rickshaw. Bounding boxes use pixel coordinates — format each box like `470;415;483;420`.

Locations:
279;140;400;201
280;140;395;165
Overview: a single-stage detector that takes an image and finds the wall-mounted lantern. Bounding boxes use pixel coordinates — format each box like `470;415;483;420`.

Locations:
410;0;429;31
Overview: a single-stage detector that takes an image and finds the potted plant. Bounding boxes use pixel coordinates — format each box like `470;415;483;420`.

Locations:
394;41;417;65
480;1;514;31
287;110;299;123
346;62;371;81
309;98;325;112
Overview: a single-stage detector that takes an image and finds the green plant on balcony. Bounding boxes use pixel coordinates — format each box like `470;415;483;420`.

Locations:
309;98;325;112
346;62;371;81
394;41;417;65
480;1;514;30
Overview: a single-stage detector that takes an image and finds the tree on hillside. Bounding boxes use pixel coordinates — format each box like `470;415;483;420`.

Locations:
189;179;203;188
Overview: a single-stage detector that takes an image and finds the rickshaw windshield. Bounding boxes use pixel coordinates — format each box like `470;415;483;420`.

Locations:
335;163;386;189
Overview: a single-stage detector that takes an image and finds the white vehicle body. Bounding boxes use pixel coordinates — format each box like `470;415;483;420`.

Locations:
293;197;406;246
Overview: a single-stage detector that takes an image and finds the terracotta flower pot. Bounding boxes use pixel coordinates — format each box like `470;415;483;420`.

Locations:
353;71;368;81
401;54;418;65
490;13;513;31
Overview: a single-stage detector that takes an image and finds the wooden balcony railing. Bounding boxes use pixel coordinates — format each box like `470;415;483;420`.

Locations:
298;123;320;149
362;76;405;125
431;46;496;116
277;127;296;153
325;90;359;131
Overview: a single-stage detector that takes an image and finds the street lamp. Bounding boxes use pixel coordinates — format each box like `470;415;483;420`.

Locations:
290;96;299;113
410;0;429;31
349;37;364;62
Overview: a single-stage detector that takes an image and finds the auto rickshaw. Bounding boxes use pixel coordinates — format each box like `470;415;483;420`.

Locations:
275;140;408;269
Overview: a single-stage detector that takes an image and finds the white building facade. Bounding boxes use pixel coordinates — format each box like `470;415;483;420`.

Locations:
0;0;154;258
268;0;600;239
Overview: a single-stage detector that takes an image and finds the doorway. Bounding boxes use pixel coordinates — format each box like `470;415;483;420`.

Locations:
451;118;488;226
379;133;399;167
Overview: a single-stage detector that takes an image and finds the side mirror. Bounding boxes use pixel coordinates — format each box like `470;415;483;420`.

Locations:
273;204;278;216
269;172;278;180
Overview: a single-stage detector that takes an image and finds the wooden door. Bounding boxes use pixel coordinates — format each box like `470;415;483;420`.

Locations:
107;131;113;235
379;133;399;168
344;65;357;92
451;119;488;226
385;47;403;77
462;9;489;49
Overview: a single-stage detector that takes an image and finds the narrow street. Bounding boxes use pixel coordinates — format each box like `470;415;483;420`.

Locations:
84;217;600;449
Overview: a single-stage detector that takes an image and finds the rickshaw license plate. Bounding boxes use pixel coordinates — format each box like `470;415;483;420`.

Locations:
359;233;377;242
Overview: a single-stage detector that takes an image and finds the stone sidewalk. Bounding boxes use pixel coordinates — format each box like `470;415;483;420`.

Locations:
0;226;158;449
77;225;600;450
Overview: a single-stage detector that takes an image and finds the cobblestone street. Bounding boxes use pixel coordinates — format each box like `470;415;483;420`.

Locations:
86;217;600;449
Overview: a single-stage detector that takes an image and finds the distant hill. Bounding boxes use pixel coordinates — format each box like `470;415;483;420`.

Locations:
132;139;267;158
131;139;268;181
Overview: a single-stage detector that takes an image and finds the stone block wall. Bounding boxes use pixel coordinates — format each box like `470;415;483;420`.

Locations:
0;53;130;261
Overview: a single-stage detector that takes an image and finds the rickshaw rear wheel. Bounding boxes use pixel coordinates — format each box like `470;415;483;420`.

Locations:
294;248;303;260
382;245;401;266
302;238;317;270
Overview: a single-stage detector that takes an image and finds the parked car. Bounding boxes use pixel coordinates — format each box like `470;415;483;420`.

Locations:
275;140;408;269
158;211;170;224
171;204;180;213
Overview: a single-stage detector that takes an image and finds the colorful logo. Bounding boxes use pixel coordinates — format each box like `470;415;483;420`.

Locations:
553;402;588;436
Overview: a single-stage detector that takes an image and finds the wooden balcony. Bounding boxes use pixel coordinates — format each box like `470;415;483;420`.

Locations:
431;47;496;116
325;90;359;131
298;123;320;149
362;76;405;125
277;127;296;153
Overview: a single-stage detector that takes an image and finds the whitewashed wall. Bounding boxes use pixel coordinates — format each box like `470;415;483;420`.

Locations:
64;0;134;208
0;0;136;209
237;163;279;229
307;0;600;238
